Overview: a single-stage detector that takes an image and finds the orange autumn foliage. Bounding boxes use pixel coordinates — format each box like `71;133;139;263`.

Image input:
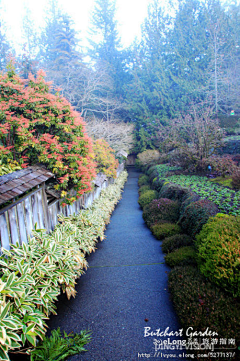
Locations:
93;139;119;178
0;63;97;204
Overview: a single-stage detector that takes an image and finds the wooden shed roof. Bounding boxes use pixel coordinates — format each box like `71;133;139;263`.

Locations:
0;166;54;206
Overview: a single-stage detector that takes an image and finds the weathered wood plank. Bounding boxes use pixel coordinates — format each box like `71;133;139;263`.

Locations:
48;204;55;231
31;193;39;229
36;189;45;230
24;197;33;240
8;207;19;245
48;204;53;231
16;203;28;244
0;213;10;250
42;187;50;232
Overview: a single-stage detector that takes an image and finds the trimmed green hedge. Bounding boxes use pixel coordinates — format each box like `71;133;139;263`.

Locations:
138;174;150;187
195;213;240;297
178;198;218;237
138;184;151;195
165;246;197;267
138;190;158;208
168;266;240;355
151;222;182;240
159;182;192;203
161;234;193;253
142;198;180;227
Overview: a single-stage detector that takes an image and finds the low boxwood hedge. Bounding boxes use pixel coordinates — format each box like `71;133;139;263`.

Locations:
178;198;218;237
168;265;240;358
142;198;180;227
151;222;182;240
165;246;197;267
195;213;240;297
138;190;158;208
161;234;193;253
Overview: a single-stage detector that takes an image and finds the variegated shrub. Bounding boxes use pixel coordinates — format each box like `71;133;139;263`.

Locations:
0;170;127;360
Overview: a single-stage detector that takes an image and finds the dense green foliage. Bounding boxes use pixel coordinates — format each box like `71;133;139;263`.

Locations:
30;328;91;361
159;182;192;203
161;234;193;253
142;198;180;227
165;246;197;267
168;266;240;357
151;222;182;240
179;198;218;237
138;184;151;195
126;0;240;151
138;174;150;187
195;214;240;297
138;190;158;209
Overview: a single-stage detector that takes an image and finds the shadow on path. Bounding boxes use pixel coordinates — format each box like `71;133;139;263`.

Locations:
47;168;185;361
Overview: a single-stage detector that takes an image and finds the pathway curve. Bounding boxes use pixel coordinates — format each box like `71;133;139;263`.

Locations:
48;168;184;361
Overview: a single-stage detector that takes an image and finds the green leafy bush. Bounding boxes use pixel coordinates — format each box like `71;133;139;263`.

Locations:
142;198;180;227
178;199;218;237
138;174;150;187
159;182;192;203
147;165;159;178
138;190;158;208
180;192;200;215
232;167;240;189
151;222;182;240
165;246;197;267
168;266;240;354
30;328;91;361
161;234;193;253
195;213;240;297
152;178;166;192
138;184;151;195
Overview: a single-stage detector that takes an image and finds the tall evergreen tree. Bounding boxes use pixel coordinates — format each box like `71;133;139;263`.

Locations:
125;0;172;151
18;4;39;78
204;0;240;114
88;0;126;98
0;1;12;71
166;0;211;109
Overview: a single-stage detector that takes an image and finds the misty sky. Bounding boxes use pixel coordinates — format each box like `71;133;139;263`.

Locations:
1;0;153;50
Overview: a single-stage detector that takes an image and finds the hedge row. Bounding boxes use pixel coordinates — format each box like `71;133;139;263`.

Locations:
0;171;128;360
138;165;240;360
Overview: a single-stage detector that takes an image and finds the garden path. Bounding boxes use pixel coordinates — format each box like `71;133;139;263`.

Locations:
47;167;184;361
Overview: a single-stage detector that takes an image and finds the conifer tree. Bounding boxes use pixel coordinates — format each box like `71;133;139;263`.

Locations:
0;1;12;71
88;0;126;98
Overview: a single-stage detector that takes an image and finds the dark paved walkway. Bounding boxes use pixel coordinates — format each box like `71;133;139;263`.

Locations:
48;168;184;361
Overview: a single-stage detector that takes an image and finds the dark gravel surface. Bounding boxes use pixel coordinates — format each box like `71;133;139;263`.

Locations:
47;168;186;361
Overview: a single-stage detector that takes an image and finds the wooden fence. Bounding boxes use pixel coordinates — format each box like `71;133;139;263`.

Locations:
0;163;125;251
